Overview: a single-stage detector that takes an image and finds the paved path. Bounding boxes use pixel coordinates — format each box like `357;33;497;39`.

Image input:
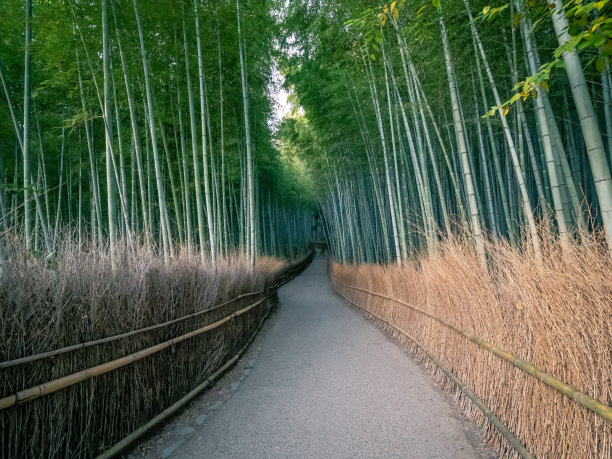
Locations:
151;257;492;458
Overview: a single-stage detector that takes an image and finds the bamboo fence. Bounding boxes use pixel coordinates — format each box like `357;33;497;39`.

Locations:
332;270;612;459
0;251;313;458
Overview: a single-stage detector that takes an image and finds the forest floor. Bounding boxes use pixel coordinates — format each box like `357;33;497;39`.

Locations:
128;256;494;458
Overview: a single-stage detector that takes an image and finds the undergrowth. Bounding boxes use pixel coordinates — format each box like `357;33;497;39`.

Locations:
0;235;291;458
332;231;612;458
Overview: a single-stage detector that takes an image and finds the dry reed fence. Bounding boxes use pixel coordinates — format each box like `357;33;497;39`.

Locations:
0;236;312;458
331;234;611;458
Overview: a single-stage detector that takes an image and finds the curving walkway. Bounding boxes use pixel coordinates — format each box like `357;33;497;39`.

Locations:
139;256;492;458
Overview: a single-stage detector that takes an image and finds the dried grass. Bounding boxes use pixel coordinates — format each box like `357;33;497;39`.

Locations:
331;232;612;458
0;234;294;458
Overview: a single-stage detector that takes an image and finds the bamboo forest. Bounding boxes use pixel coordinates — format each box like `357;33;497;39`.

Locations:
0;0;610;458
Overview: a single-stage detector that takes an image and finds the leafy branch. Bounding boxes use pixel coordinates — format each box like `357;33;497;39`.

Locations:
486;0;612;118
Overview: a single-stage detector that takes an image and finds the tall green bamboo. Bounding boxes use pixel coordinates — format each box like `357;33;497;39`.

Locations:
440;12;486;269
133;0;169;263
551;0;612;256
237;0;256;266
23;0;32;250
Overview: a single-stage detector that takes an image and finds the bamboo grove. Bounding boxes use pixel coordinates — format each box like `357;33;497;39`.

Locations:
0;0;315;267
278;0;612;266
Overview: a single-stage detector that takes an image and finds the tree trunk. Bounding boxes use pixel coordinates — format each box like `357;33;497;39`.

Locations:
237;0;256;266
102;0;117;263
23;0;32;250
551;0;612;256
440;14;487;269
133;0;170;263
194;0;216;266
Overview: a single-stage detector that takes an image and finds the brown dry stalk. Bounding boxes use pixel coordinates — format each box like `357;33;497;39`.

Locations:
334;279;612;422
0;298;265;410
330;235;611;459
0;251;312;411
0;290;266;369
0;235;311;458
337;286;535;458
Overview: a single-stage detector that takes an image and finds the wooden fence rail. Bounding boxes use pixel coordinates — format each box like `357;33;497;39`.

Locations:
335;287;534;459
333;279;612;423
0;290;266;369
0;251;314;411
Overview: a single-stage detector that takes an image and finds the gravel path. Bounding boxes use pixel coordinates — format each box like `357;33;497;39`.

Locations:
134;256;493;458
